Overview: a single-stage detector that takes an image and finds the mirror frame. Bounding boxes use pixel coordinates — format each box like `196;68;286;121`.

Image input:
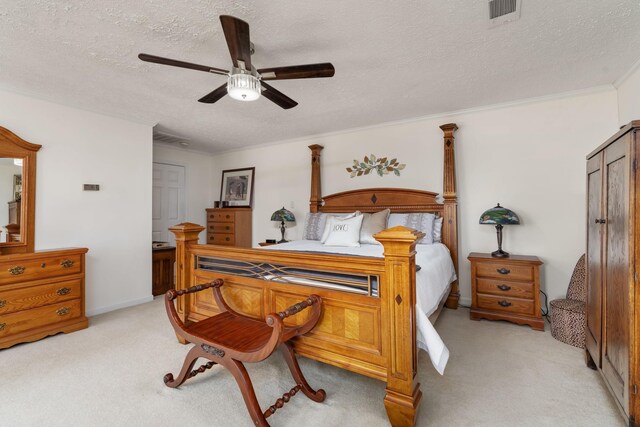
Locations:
0;127;41;254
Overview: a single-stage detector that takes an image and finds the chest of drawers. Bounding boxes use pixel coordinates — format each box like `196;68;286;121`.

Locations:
0;248;89;349
205;208;252;247
468;252;544;331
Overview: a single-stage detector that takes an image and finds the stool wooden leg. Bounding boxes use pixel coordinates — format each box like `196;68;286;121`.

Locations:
164;346;204;388
279;342;326;402
226;359;270;427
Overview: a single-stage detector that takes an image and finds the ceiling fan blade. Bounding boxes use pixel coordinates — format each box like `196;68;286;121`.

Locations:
258;63;335;81
198;84;228;104
138;53;228;76
219;15;252;70
261;82;298;109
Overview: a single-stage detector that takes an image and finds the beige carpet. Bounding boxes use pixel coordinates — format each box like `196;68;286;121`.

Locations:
0;299;624;427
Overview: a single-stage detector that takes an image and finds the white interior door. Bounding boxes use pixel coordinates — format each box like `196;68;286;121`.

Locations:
152;163;186;246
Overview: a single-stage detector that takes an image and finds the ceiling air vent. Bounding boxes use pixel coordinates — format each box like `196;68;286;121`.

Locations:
154;130;190;147
488;0;521;27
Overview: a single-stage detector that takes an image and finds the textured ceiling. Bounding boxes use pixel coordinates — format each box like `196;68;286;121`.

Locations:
1;1;639;152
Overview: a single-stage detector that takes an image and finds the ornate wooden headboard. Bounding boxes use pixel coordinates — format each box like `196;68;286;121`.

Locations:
307;124;460;309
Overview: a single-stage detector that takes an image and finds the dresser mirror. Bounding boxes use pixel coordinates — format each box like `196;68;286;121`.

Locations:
0;127;41;254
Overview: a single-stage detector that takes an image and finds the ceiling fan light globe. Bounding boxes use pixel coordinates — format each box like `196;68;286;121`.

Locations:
227;73;261;102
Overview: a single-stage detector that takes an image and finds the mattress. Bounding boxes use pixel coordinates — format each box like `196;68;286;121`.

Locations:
259;240;456;374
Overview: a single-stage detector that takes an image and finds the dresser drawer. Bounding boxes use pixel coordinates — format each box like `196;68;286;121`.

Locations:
0;279;81;315
477;278;534;299
0;253;82;285
207;233;235;246
476;294;534;316
208;223;235;234
208;211;235;223
475;262;534;281
0;299;82;338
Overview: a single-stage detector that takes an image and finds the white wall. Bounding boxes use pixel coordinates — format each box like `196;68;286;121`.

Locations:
616;61;640;125
0;89;153;316
211;88;619;305
152;144;215;244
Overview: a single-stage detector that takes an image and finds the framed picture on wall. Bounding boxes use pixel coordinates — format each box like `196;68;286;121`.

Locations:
219;167;255;207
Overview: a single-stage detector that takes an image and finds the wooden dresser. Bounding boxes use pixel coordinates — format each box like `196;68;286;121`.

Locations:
0;248;89;349
468;252;544;331
585;121;639;426
206;208;252;247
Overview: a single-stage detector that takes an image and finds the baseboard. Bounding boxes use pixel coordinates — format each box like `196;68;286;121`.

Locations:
459;296;472;308
86;295;154;317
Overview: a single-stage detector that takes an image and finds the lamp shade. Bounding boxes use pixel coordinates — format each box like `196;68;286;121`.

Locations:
271;207;296;223
479;203;520;225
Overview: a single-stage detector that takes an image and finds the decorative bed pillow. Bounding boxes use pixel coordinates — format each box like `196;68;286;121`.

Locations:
323;214;364;247
433;217;443;243
320;212;360;243
302;212;328;240
360;209;390;245
387;213;435;244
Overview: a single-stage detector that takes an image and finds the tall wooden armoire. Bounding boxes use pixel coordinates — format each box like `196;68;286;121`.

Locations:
586;121;639;426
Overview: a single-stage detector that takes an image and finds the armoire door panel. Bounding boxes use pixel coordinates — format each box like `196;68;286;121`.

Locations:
585;122;640;426
602;137;630;414
586;153;603;364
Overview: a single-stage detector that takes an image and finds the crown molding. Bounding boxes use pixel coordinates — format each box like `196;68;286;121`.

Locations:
613;56;640;88
213;84;616;157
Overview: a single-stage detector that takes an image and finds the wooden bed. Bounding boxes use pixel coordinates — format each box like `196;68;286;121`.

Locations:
169;123;459;427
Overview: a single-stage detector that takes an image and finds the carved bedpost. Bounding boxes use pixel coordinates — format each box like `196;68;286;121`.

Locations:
309;144;324;213
375;226;423;427
440;123;460;309
169;222;205;342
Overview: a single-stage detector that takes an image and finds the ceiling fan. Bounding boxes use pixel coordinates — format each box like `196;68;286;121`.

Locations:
138;15;335;109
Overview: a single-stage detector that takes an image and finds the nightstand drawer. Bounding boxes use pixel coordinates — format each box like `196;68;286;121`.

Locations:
476;262;534;281
208;233;235;245
208;223;235;233
477;278;534;299
477;294;534;316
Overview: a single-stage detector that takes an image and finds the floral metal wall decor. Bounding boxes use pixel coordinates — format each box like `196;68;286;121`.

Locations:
347;154;406;178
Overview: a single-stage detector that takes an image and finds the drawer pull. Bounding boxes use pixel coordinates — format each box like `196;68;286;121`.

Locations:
8;266;25;275
497;284;511;291
56;307;71;316
225;226;230;230
225;215;230;219
0;299;6;308
498;300;512;307
56;287;72;296
496;268;510;275
60;259;74;268
225;237;230;241
0;323;5;331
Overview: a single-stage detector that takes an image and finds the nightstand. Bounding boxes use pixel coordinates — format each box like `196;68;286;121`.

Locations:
468;252;544;331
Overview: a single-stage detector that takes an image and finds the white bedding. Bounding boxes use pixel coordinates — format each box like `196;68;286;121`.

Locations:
258;240;456;374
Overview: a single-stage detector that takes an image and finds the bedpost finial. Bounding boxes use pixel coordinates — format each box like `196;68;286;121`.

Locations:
439;123;458;139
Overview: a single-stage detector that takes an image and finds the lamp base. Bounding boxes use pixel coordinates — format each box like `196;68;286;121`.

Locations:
277;239;288;244
491;249;510;258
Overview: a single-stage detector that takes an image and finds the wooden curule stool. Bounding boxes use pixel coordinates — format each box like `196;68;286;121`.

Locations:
164;279;326;426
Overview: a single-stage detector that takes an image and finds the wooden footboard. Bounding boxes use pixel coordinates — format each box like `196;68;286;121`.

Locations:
171;223;424;426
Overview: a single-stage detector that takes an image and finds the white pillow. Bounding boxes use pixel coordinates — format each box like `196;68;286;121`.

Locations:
387;213;435;244
323;215;364;247
433;217;443;243
320;212;360;243
360;209;390;245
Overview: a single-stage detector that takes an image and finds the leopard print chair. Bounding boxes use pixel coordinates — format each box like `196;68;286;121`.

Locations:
550;254;586;348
